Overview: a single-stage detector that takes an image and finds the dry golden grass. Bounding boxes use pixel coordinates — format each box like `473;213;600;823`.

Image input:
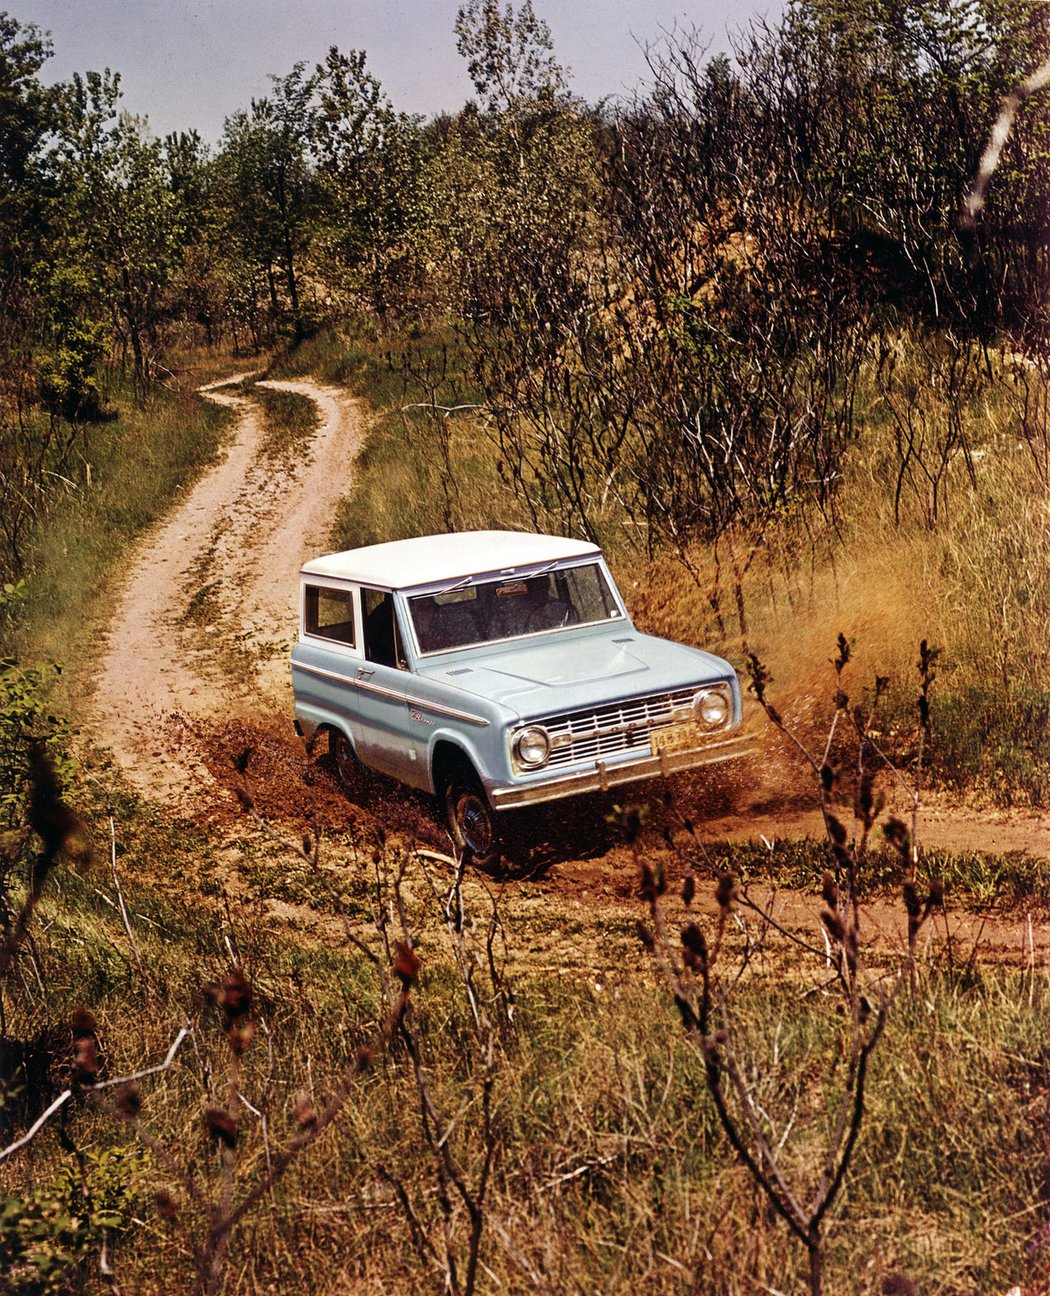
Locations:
623;344;1050;805
4;826;1048;1296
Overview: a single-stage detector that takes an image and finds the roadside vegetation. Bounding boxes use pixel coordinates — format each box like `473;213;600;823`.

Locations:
8;374;232;669
2;1;1050;1293
3;759;1050;1295
246;383;320;464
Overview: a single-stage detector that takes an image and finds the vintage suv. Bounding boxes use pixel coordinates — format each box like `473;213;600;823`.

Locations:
291;531;747;863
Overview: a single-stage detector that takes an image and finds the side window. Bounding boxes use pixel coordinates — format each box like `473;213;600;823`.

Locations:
304;585;356;645
362;588;406;669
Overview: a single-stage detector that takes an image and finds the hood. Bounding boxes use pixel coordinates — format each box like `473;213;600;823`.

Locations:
417;627;736;721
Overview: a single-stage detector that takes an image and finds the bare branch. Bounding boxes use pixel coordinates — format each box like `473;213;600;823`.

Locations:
963;56;1050;228
0;1026;192;1163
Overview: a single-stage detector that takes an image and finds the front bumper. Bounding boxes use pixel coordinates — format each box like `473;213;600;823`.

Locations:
490;730;753;809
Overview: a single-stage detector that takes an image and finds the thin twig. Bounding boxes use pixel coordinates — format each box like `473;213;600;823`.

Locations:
963;56;1050;227
109;815;146;981
0;1026;192;1163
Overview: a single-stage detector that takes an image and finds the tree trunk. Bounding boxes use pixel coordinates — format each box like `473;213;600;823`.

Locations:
120;266;144;384
282;226;302;341
808;1240;823;1296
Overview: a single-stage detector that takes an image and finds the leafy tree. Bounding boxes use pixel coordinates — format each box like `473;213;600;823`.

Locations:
0;15;58;383
47;71;182;387
217;67;316;341
310;47;428;312
422;0;596;322
162;129;229;348
765;0;1050;326
0;19;103;577
454;0;566;113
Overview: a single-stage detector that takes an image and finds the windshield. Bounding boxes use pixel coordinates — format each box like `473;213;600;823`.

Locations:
408;561;624;655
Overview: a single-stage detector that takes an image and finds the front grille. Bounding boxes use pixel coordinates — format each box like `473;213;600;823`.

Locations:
542;687;701;769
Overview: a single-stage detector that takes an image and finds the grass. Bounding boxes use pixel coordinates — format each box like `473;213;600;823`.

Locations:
3;812;1048;1295
267;322;532;547
2;326;1049;1294
7;370;232;676
260;322;1050;807
243;381;320;463
685;837;1050;912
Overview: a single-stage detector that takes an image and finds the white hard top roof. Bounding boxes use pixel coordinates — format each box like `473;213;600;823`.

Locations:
301;530;601;589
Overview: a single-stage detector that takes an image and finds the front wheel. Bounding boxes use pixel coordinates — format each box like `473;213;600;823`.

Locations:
444;773;501;869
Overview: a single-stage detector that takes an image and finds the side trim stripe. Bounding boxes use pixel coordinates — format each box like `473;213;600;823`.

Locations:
293;661;491;727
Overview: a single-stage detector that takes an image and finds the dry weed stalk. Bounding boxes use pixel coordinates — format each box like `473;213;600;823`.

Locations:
165;775;419;1296
0;746;85;991
0;1018;192;1165
1;952;411;1296
0;757;415;1295
639;636;943;1295
373;848;508;1296
112;955;414;1296
231;757;509;1296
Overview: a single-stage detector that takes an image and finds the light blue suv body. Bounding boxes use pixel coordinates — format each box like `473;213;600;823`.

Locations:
291;531;747;856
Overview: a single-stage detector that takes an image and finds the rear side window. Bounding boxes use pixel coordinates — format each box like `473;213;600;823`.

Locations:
304;585;356;646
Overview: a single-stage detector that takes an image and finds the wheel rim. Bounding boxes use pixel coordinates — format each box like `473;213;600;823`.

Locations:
452;789;494;858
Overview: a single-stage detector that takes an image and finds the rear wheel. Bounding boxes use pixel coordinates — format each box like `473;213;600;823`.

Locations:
444;771;501;869
331;730;358;793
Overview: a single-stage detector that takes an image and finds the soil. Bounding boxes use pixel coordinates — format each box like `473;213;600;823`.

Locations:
85;375;1050;964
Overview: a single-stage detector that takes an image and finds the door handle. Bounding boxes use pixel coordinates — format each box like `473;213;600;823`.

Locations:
356;666;375;678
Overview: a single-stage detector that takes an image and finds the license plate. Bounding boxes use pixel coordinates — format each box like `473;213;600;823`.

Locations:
650;722;701;755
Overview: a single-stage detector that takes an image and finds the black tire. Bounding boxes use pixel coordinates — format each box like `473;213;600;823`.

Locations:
331;730;358;794
444;771;501;869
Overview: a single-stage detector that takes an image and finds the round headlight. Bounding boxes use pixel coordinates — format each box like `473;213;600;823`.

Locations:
695;687;730;729
514;725;551;768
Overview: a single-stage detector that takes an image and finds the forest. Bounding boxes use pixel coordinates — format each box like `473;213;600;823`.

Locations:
3;0;1050;790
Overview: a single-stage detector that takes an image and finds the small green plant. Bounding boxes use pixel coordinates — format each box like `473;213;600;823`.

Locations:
0;1145;147;1294
0;581;73;826
0;661;71;827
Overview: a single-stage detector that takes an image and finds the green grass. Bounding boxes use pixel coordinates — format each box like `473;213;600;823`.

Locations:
685;837;1050;911
928;685;1050;806
244;381;320;463
266;321;532;548
2;327;1049;1295
8;372;232;672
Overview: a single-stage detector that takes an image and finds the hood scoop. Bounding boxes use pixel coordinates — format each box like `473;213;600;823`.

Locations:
478;639;648;688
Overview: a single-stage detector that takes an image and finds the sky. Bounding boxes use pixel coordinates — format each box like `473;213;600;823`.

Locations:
13;0;783;142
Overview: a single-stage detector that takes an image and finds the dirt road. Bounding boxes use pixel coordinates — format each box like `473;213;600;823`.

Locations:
88;373;1050;879
90;377;364;809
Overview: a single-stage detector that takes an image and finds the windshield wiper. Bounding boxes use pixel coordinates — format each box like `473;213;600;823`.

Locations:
437;559;559;596
435;574;475;595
